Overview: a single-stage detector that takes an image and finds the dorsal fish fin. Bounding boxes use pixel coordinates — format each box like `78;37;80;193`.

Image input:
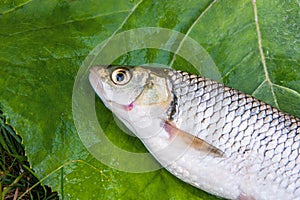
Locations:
163;120;224;157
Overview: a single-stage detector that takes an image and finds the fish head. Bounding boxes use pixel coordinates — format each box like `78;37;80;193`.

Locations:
89;65;150;107
89;65;173;138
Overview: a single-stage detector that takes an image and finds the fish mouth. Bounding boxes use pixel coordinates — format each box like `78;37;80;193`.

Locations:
89;67;105;99
89;66;123;111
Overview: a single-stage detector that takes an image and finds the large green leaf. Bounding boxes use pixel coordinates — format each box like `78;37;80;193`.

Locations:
0;0;299;199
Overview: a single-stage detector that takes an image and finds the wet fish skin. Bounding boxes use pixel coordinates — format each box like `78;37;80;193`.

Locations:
89;66;300;200
166;69;300;199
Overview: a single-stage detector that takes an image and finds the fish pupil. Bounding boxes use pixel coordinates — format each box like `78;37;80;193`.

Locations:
116;72;125;82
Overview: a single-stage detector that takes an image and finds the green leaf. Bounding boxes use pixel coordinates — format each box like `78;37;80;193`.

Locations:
0;0;299;199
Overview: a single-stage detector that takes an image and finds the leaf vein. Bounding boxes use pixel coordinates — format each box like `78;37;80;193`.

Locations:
252;0;279;108
168;0;218;67
4;10;130;37
273;84;300;98
17;160;109;200
223;51;256;82
252;80;267;96
0;0;33;15
86;0;144;68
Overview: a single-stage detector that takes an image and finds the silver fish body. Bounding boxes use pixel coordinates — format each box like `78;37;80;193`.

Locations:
89;66;300;200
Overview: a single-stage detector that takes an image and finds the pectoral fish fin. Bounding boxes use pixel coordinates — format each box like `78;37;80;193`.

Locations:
163;120;224;157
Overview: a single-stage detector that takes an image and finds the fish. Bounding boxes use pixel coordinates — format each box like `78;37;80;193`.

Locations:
89;65;300;200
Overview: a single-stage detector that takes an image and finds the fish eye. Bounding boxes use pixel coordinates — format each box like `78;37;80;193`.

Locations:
111;68;131;85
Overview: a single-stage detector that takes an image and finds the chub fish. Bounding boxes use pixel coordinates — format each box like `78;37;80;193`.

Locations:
89;65;300;200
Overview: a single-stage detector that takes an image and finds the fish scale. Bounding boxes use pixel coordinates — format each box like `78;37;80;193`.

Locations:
89;66;300;199
166;69;300;197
